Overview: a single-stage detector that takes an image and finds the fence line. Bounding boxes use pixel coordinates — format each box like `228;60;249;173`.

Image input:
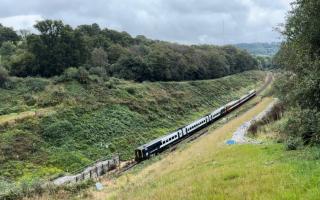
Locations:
52;156;120;185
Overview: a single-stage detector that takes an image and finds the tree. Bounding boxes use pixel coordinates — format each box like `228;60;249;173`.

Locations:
0;24;20;47
107;44;128;64
91;47;108;67
0;66;9;87
1;19;258;80
112;54;147;81
0;41;16;57
9;50;37;77
283;0;320;56
274;0;320;145
26;20;88;77
0;41;16;70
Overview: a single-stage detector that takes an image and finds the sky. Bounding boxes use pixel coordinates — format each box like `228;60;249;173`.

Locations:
0;0;294;45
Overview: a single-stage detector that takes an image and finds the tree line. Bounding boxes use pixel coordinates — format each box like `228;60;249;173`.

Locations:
0;20;257;82
274;0;320;146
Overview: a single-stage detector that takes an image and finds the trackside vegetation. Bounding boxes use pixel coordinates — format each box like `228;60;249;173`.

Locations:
101;98;320;200
0;71;265;197
273;0;320;147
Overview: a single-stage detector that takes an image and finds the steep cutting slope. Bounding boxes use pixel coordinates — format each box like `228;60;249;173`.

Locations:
0;71;265;189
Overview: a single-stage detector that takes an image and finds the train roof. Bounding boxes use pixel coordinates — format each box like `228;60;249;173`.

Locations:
137;130;178;150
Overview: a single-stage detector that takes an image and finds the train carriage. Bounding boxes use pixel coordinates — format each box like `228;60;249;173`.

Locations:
135;89;256;161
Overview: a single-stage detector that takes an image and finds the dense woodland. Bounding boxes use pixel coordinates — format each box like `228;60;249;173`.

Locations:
0;20;258;84
274;0;320;147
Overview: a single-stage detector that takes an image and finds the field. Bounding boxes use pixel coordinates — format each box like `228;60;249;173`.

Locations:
0;71;265;195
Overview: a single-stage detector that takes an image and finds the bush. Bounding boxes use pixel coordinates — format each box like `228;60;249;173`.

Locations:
77;67;90;84
283;108;320;145
37;87;67;107
42;120;74;143
0;66;9;88
23;94;36;106
62;67;79;81
285;138;301;151
89;66;107;77
25;78;49;92
47;150;91;172
126;87;136;95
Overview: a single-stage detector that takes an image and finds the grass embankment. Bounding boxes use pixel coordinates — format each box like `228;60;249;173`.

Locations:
98;97;320;200
0;71;264;192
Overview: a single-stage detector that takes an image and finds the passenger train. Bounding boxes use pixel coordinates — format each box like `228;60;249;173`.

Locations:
135;90;256;161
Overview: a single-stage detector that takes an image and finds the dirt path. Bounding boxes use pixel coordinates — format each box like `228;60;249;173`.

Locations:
0;107;55;126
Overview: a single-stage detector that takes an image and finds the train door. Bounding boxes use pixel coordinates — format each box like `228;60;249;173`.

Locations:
220;107;226;115
178;130;183;138
183;127;187;136
135;149;143;160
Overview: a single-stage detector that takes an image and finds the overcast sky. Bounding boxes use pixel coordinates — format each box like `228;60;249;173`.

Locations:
0;0;293;45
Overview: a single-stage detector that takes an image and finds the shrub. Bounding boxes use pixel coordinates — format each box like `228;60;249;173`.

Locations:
24;78;49;92
285;138;301;151
23;94;36;106
126;87;136;95
283;108;320;145
63;67;79;81
0;66;9;88
42;120;74;143
77;67;90;84
89;66;107;77
37;87;67;107
47;150;91;172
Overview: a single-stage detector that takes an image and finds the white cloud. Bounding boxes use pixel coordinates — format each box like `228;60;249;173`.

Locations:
0;14;43;31
0;0;294;44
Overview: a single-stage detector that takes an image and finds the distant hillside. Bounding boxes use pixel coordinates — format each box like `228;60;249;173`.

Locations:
235;42;281;56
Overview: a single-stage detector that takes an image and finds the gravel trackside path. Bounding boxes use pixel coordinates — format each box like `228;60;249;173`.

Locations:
230;99;278;144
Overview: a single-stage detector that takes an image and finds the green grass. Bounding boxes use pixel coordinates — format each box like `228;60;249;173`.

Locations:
0;70;265;192
106;98;320;200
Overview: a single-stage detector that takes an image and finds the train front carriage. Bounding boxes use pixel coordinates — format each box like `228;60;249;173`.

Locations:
135;148;145;161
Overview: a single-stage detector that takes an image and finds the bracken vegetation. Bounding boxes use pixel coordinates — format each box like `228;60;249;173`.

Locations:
0;71;264;197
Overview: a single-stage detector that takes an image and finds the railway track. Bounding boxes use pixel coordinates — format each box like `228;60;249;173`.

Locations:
257;73;273;95
116;73;273;175
116;128;209;176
